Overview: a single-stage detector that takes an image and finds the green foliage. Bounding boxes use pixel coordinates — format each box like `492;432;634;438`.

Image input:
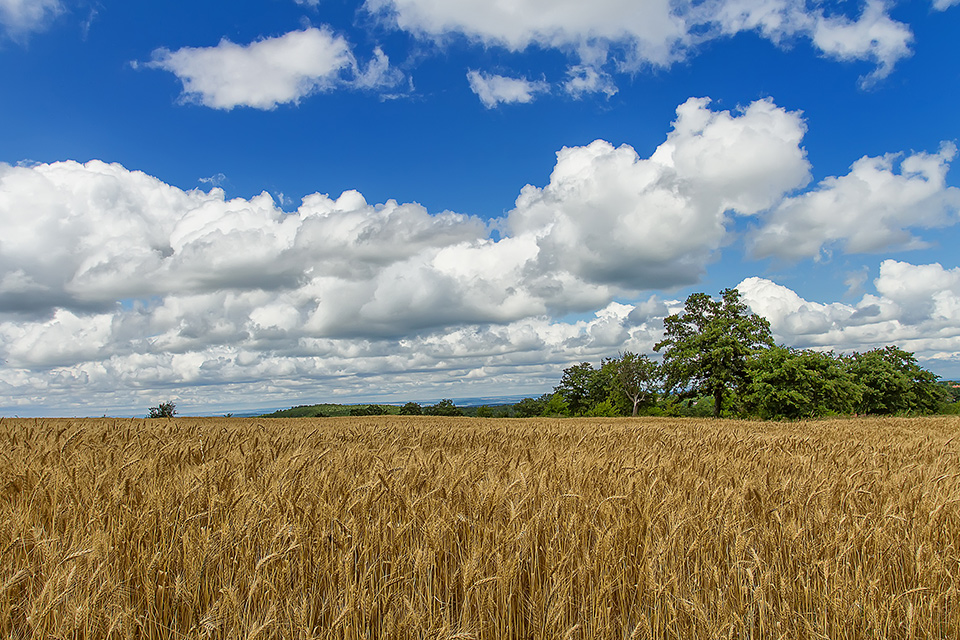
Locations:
475;406;494;418
554;359;628;416
261;403;402;417
349;404;389;416
585;398;618;417
844;346;949;415
541;393;571;417
655;288;774;418
677;397;717;418
554;362;600;416
651;395;716;418
742;347;861;420
614;351;661;416
942;382;960;402
423;399;463;416
148;402;176;418
938;402;960;415
513;396;548;418
399;402;422;416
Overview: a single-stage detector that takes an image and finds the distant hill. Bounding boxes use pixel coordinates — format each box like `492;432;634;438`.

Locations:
260;403;401;418
259;398;527;418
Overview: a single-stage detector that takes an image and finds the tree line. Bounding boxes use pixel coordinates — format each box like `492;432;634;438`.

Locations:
150;287;958;420
530;288;956;420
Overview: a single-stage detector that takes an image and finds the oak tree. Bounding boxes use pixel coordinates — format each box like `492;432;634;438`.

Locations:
655;288;773;417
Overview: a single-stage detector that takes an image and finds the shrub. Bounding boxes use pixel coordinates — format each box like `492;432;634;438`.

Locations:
148;402;176;418
424;399;463;416
399;402;422;416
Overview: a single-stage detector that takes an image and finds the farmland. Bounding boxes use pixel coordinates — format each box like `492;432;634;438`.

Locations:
1;416;958;639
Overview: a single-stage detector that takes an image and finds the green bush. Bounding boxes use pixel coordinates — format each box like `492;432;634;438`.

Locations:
148;402;176;418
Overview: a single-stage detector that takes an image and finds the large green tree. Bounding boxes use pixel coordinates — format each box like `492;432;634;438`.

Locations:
655;288;774;417
742;346;861;420
555;362;602;416
844;346;948;415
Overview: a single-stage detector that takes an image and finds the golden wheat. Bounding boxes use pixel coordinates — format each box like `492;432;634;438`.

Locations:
0;416;958;639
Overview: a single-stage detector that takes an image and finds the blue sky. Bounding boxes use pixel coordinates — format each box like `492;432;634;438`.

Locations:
1;0;959;416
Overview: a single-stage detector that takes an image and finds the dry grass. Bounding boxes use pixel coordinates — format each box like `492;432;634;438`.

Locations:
0;415;958;639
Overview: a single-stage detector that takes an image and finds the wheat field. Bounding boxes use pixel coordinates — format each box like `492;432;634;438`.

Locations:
0;416;958;639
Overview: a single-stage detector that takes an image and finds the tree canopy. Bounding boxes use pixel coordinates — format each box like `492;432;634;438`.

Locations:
148;402;177;418
742;346;862;420
615;351;660;416
655;288;774;417
844;346;949;415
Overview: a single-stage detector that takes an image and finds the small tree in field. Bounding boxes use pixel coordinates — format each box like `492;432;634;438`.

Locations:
148;402;177;418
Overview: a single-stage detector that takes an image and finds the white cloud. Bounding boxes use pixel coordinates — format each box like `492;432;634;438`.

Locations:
366;0;913;83
5;96;959;414
507;97;810;289
563;65;618;98
932;0;960;10
366;0;686;64
811;1;913;87
0;295;665;415
738;262;960;369
0;97;810;321
466;70;549;108
0;0;62;38
355;46;407;90
146;28;403;110
708;0;912;82
750;142;960;260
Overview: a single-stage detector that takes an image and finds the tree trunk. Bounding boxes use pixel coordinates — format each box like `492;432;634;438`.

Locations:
713;386;723;418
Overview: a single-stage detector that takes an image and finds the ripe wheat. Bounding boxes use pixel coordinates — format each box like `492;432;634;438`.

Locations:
0;416;958;638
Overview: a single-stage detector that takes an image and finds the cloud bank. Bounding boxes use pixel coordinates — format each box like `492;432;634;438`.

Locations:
368;0;914;90
2;96;959;414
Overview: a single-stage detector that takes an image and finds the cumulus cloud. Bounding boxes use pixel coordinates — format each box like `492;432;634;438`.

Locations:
750;142;960;260
366;0;686;64
366;0;913;82
466;70;549;108
738;262;960;368
507;97;810;289
932;0;960;9
0;97;810;320
145;28;403;109
0;0;62;39
4;95;958;414
811;1;913;86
